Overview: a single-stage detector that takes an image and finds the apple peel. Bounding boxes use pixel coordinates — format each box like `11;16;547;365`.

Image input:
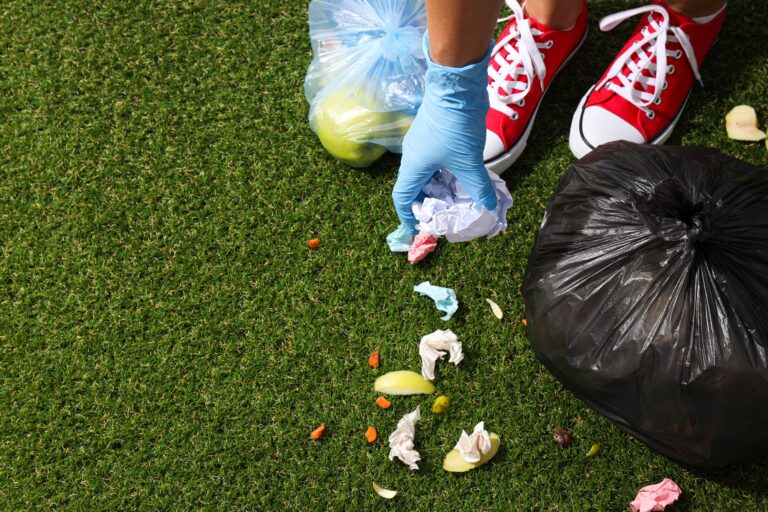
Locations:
486;298;503;320
372;482;397;499
586;443;600;457
375;370;435;395
725;105;766;141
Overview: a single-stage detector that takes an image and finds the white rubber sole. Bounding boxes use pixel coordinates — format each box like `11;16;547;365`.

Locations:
569;84;692;159
485;25;589;175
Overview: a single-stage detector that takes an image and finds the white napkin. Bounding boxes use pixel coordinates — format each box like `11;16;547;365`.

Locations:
454;421;491;463
388;407;421;470
413;169;513;243
419;329;463;380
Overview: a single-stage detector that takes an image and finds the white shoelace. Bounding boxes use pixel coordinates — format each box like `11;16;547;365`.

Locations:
596;5;702;118
487;0;548;119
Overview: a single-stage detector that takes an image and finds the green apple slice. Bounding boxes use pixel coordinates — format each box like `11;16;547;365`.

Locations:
443;433;501;472
374;371;435;395
725;105;767;141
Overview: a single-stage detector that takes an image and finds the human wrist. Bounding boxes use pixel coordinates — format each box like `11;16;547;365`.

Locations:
423;32;492;94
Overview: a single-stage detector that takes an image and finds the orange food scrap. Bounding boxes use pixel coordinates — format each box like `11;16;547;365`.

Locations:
375;396;391;409
368;351;380;368
307;238;320;249
365;426;378;443
310;422;325;440
522;318;528;327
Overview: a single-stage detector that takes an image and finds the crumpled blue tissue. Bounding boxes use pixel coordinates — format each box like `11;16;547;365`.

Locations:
413;281;458;321
386;224;414;252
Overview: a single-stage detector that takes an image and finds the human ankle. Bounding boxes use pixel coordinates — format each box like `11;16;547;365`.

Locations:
663;0;726;19
523;0;582;30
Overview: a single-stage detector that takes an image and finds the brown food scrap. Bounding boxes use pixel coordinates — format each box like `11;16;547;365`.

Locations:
553;428;571;448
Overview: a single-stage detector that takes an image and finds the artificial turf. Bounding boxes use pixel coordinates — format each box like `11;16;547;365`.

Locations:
1;0;768;510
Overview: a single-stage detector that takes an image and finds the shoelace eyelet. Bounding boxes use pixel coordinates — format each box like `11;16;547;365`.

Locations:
674;49;682;59
511;112;519;121
646;110;656;119
653;97;662;105
517;99;525;107
667;64;675;74
662;80;668;90
545;40;554;49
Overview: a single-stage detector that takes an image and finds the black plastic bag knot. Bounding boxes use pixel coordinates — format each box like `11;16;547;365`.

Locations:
631;177;720;243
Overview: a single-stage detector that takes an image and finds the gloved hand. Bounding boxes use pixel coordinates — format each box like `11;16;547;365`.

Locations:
391;34;497;236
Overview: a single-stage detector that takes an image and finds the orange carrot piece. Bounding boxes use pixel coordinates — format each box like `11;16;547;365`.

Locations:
307;238;320;249
368;351;380;368
365;426;378;443
310;422;325;439
521;318;528;327
375;396;391;409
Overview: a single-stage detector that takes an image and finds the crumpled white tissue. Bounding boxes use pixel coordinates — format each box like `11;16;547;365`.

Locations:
388;407;421;470
455;421;491;463
412;169;513;243
419;329;463;380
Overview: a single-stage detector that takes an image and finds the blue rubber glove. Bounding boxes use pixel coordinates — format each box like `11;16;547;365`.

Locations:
391;34;497;236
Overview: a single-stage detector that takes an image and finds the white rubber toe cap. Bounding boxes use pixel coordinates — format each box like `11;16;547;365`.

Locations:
483;130;505;162
579;106;645;148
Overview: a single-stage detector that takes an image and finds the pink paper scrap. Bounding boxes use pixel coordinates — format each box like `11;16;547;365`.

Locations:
407;232;438;264
630;478;682;512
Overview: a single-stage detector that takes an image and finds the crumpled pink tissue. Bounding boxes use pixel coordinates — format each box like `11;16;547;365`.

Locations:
630;478;682;512
407;232;437;264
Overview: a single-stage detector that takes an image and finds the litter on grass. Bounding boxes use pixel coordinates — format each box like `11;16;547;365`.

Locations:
432;395;451;414
413;281;458;321
630;479;681;512
310;423;325;440
455;421;491;463
553;428;571;448
368;351;380;368
486;298;503;319
375;370;435;395
586;444;600;457
407;232;437;264
386;225;414;252
388;407;421;470
372;481;398;499
365;426;378;443
307;238;321;249
443;426;501;472
419;329;463;380
375;396;392;409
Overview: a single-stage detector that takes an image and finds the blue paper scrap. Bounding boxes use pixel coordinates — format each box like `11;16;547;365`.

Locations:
386;224;415;253
413;281;458;321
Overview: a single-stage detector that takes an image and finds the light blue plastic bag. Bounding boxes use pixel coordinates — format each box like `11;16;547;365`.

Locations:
305;0;426;167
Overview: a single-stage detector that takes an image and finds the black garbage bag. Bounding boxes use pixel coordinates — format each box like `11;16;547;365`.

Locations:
523;141;768;467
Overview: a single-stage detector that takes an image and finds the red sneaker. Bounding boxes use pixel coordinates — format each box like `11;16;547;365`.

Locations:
569;0;726;158
485;0;588;174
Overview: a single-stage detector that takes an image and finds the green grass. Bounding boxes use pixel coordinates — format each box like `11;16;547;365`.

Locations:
1;1;767;510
